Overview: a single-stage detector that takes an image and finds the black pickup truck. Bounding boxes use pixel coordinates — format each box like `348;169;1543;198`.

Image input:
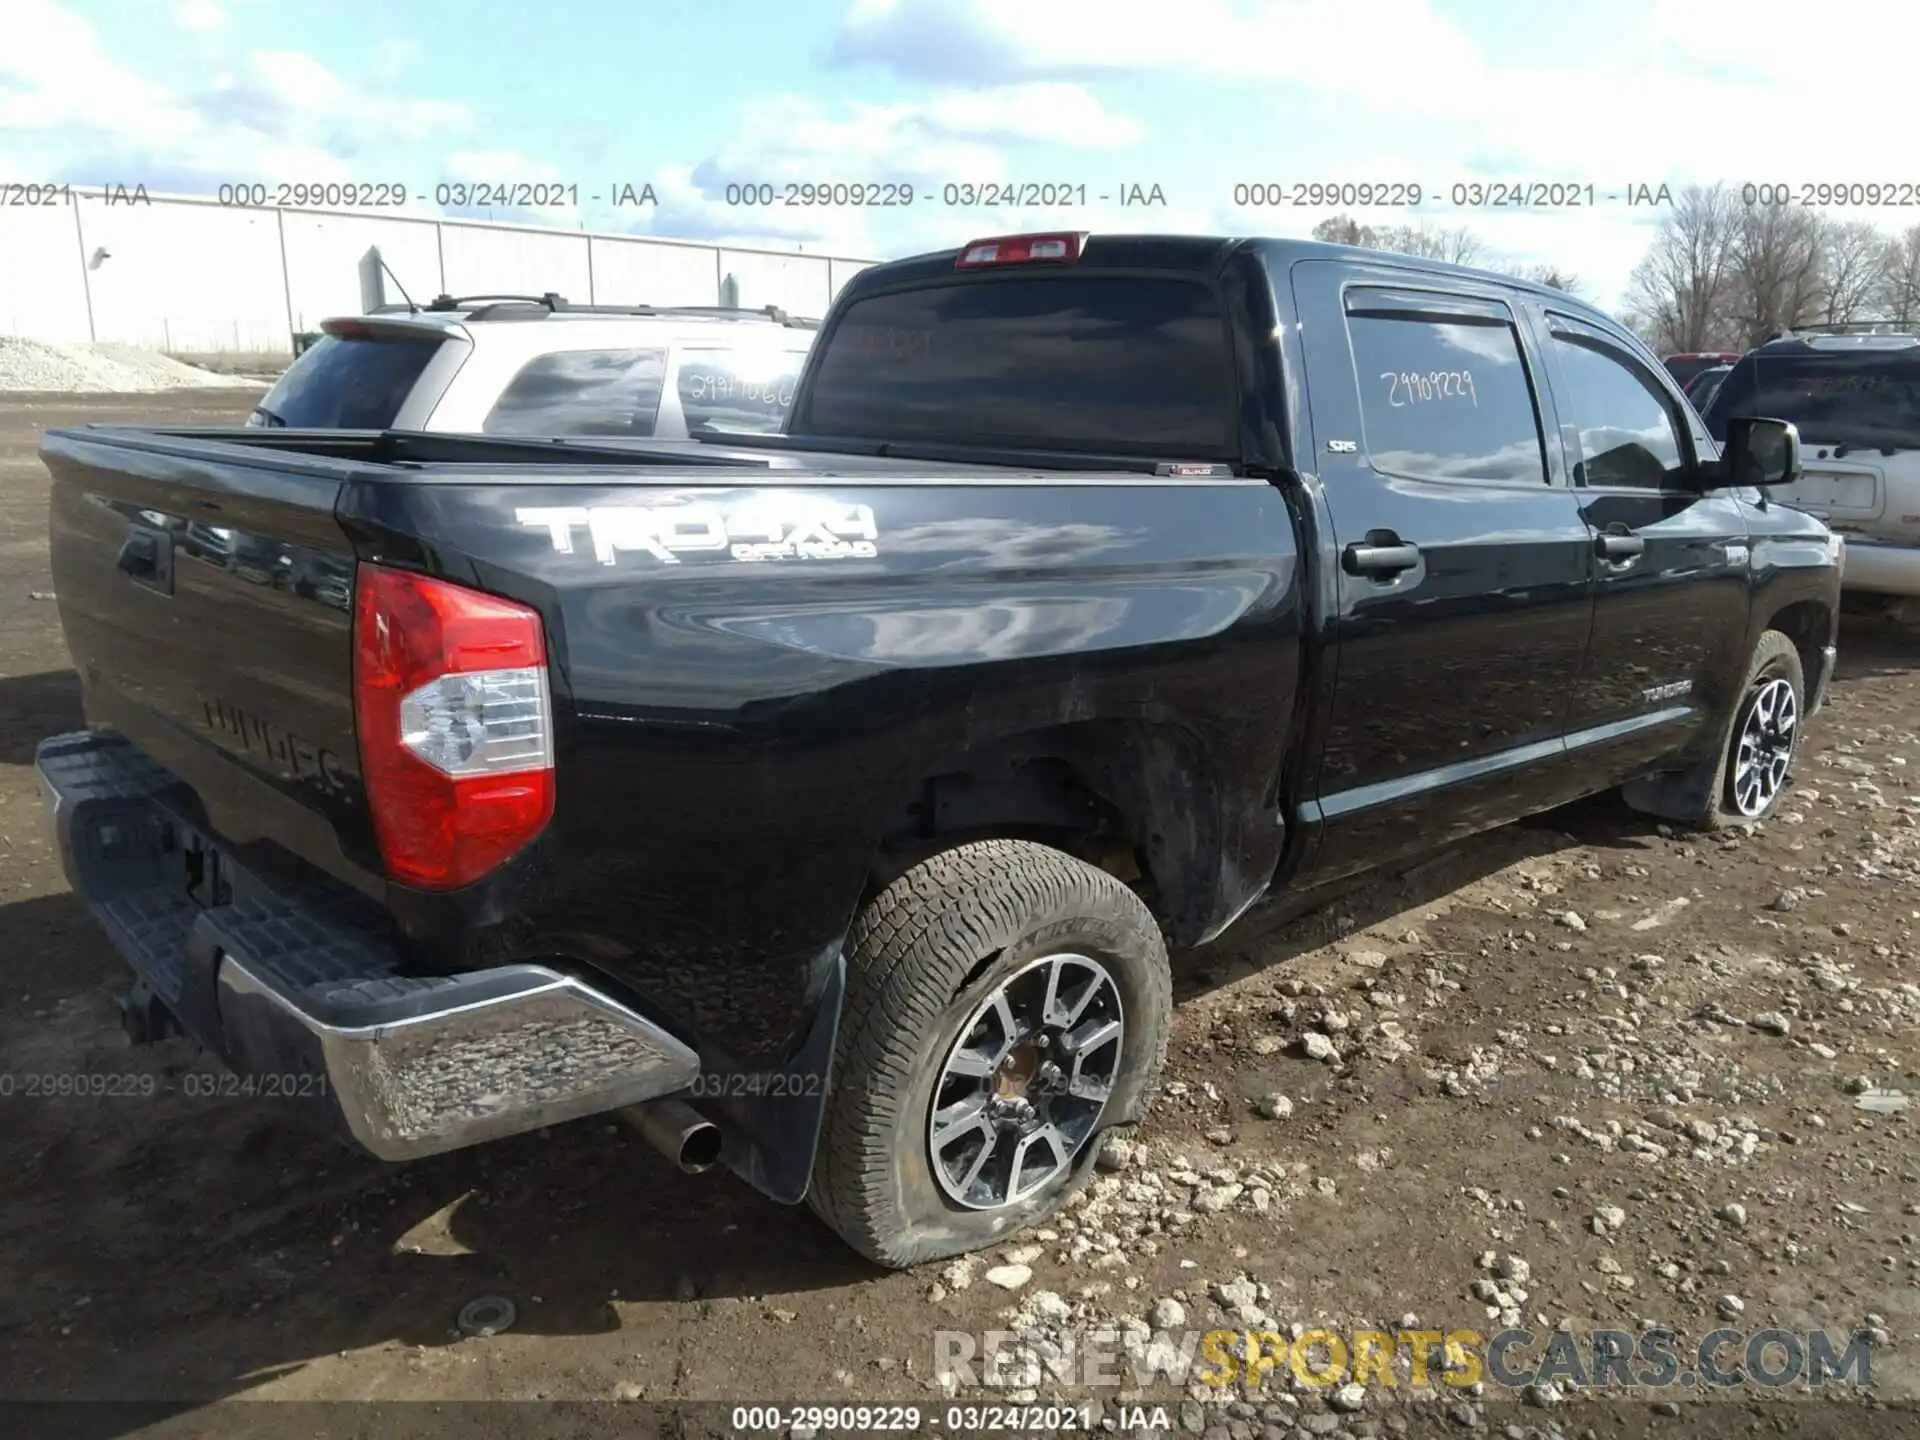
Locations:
37;233;1840;1267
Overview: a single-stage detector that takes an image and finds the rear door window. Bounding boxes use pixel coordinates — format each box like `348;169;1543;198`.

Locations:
253;333;444;429
483;348;668;437
1704;348;1920;450
676;348;807;435
800;276;1238;456
1344;292;1548;484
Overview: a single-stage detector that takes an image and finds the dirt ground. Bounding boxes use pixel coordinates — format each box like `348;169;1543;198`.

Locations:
0;392;1917;1439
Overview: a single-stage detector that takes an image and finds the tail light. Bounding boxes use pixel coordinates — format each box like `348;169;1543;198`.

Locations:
352;563;554;890
955;232;1088;268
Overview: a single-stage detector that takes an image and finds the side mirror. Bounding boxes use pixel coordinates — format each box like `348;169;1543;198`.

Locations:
1720;416;1801;488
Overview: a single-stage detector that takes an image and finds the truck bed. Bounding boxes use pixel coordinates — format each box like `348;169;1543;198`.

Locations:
40;422;1301;1071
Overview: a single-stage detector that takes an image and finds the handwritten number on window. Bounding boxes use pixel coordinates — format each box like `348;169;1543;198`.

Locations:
1381;370;1478;408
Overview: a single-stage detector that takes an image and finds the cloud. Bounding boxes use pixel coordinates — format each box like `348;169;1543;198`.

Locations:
616;86;1169;255
370;37;420;83
172;0;228;33
0;3;467;196
829;0;1487;101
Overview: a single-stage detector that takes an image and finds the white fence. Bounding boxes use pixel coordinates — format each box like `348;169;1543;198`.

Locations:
0;189;881;359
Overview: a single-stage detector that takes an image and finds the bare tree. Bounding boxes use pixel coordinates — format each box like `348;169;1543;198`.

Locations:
1375;221;1485;266
1623;184;1742;352
1879;224;1920;328
1726;205;1829;343
1496;261;1580;294
1818;219;1892;326
1315;214;1576;291
1312;214;1379;248
1374;221;1489;266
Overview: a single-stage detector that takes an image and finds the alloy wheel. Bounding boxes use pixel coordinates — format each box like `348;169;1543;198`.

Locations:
1731;676;1797;817
927;952;1124;1210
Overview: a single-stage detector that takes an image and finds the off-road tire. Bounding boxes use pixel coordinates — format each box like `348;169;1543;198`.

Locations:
1625;630;1805;831
808;839;1172;1269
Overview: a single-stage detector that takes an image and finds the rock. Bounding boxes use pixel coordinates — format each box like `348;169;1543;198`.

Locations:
1255;1093;1294;1120
1151;1297;1188;1330
1749;1012;1791;1036
1251;1036;1286;1056
1195;1183;1244;1213
1099;1138;1140;1172
1003;1244;1044;1265
1498;1255;1531;1285
1329;1383;1366;1413
1846;1076;1875;1095
1559;911;1588;932
1523;1381;1563;1407
1299;1033;1340;1063
941;1259;975;1290
1319;1010;1351;1035
1718;1203;1748;1228
1592;1205;1627;1235
1653;1400;1681;1417
1028;1290;1072;1323
1716;1294;1744;1320
1214;1276;1260;1310
984;1264;1033;1290
1770;887;1807;912
613;1381;646;1400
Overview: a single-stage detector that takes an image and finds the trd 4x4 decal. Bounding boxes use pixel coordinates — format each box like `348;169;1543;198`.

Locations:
515;499;879;565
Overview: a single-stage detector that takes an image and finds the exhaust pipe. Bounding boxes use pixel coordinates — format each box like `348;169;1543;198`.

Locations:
621;1097;722;1174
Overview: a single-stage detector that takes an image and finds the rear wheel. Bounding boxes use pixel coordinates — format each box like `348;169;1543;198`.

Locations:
808;840;1171;1268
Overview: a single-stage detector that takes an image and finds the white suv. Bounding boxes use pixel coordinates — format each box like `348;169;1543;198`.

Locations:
248;293;818;441
1702;328;1920;608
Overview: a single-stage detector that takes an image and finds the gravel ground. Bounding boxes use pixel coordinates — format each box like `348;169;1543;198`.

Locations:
0;337;268;392
0;393;1916;1440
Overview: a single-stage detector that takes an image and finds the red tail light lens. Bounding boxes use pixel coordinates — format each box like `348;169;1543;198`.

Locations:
954;232;1088;268
352;563;555;890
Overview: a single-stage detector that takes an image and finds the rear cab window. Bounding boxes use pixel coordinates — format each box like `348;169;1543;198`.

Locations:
252;332;445;429
1705;346;1920;453
797;275;1239;457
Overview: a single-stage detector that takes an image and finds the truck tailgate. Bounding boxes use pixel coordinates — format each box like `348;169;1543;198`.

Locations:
43;429;376;896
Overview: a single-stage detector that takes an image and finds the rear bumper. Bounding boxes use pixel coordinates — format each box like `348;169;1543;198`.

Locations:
1839;535;1920;597
35;729;700;1161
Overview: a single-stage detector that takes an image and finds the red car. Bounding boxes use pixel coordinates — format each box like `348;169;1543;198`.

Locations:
1663;351;1742;387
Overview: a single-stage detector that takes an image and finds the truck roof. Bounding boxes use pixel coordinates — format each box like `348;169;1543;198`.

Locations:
837;233;1620;325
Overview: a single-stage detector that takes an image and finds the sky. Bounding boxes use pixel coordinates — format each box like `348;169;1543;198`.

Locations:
3;0;1914;311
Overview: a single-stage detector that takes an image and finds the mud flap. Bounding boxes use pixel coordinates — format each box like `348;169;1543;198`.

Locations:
701;944;845;1205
